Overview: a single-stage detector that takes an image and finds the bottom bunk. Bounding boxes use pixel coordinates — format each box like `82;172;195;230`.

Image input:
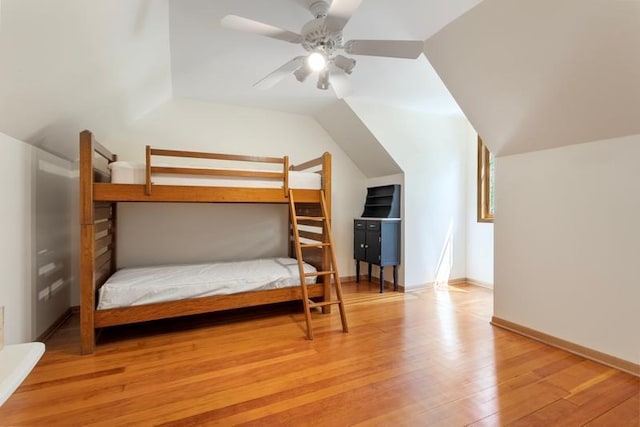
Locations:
80;208;333;354
95;282;325;329
93;257;325;329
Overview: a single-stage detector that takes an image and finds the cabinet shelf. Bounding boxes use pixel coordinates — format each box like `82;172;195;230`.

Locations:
361;184;400;218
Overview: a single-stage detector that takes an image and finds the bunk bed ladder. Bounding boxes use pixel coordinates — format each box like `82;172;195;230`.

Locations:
289;189;348;339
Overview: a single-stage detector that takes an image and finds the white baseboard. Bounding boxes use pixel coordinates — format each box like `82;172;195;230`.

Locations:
351;277;494;293
465;277;494;289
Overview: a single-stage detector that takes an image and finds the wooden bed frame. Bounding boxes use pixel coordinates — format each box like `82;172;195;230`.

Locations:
79;130;333;354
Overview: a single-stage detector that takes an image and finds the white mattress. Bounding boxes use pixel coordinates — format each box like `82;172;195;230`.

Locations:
109;161;321;189
97;257;317;310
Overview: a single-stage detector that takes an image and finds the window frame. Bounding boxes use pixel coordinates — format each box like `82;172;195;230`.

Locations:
477;136;494;223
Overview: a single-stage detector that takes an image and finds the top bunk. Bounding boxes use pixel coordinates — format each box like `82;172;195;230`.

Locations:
80;130;331;204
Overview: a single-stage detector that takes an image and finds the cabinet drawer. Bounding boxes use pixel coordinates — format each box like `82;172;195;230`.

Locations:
365;221;380;231
354;220;366;230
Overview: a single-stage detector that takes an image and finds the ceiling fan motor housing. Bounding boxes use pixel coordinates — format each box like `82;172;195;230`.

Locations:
300;18;343;54
309;1;329;18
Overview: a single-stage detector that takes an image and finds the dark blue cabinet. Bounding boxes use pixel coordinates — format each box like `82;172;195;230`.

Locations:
355;184;401;293
354;219;401;292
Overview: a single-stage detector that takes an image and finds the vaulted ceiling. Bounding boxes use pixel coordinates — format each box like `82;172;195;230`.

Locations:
1;0;637;163
169;0;474;115
0;0;474;162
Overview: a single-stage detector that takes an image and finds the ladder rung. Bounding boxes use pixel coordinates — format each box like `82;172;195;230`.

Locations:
304;270;335;277
289;189;348;340
296;216;325;221
309;300;342;308
300;243;331;248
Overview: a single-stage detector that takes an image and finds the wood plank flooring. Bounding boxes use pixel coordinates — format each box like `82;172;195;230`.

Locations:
1;282;638;426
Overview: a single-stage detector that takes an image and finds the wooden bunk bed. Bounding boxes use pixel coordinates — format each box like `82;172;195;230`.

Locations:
79;130;338;354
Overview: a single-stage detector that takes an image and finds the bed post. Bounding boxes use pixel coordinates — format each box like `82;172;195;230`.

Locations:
322;152;332;312
111;153;118;278
323;153;331;217
283;155;289;198
145;145;152;196
79;130;96;354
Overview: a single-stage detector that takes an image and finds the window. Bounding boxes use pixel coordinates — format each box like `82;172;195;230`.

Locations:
477;136;494;222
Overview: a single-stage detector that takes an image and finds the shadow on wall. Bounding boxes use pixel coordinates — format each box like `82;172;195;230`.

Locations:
35;150;74;338
115;203;290;268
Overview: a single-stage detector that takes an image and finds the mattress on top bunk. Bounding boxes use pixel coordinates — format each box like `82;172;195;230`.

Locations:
108;161;321;189
97;257;317;310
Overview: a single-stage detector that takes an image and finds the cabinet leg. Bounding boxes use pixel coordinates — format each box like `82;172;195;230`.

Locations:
368;263;372;282
355;260;360;283
380;266;384;293
393;265;398;291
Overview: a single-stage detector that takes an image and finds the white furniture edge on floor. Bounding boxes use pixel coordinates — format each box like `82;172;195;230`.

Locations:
0;342;45;407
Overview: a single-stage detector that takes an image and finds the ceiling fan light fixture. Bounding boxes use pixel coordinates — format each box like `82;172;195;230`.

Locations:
307;51;327;71
317;69;330;90
334;55;356;74
294;65;312;83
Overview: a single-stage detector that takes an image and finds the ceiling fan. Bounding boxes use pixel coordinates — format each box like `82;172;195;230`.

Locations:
220;0;424;98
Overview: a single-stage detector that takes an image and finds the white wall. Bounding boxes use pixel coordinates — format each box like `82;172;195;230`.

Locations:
104;98;367;277
348;100;473;289
494;134;640;363
0;133;73;344
465;133;494;287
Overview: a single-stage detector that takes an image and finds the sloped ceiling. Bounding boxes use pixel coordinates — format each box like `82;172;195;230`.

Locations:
0;0;172;160
424;0;640;156
315;100;401;178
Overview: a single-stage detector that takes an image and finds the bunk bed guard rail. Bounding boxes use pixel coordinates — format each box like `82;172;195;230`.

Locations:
144;146;290;197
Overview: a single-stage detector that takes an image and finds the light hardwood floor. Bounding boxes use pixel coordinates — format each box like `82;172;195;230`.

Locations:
1;282;638;426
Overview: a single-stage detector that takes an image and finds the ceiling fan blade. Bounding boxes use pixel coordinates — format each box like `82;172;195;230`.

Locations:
329;67;352;99
344;40;424;59
324;0;362;33
253;56;305;90
221;15;302;44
